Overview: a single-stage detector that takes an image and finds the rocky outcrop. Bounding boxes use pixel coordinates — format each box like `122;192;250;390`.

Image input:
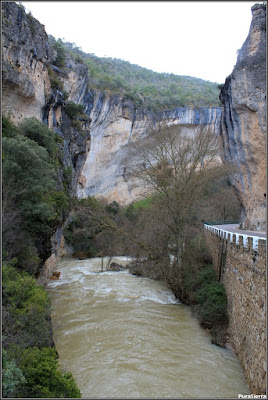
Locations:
77;91;222;204
219;3;266;231
107;262;125;271
2;1;222;279
2;2;56;122
2;2;91;280
2;2;92;199
2;2;222;208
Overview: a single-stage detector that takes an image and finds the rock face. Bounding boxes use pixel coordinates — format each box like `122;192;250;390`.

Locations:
2;2;222;277
219;3;266;231
77;91;222;204
2;2;222;207
2;2;56;122
2;2;91;197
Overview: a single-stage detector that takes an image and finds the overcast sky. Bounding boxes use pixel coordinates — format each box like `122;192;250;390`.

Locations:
21;1;259;84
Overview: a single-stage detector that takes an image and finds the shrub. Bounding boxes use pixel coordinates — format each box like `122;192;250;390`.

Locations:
62;90;69;100
71;119;82;130
195;281;228;328
65;101;85;119
51;75;64;91
124;204;138;222
2;349;26;398
49;190;70;219
2;117;70;267
53;39;66;67
2;261;80;397
17;347;81;398
16;244;40;275
48;67;64;91
132;196;153;210
105;201;120;215
2;135;55;227
74;54;84;64
182;259;229;337
18;118;58;158
2;116;18;138
2;263;53;349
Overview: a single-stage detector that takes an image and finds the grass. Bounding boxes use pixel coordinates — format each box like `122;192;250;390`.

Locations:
132;196;153;210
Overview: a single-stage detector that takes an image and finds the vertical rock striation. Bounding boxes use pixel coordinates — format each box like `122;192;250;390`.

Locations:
2;2;91;197
2;1;222;276
220;3;266;231
77;92;222;204
2;2;222;207
2;2;92;277
2;2;55;122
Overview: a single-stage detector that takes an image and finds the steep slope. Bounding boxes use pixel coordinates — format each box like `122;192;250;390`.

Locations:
2;3;55;122
219;3;266;231
2;2;222;208
58;38;221;111
77;94;222;204
2;1;223;278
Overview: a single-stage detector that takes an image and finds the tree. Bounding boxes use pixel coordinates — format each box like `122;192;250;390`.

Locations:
64;102;85;119
2;117;70;269
17;347;81;398
127;125;225;296
19;118;58;158
2;135;54;262
53;39;66;67
2;349;26;398
2;263;53;349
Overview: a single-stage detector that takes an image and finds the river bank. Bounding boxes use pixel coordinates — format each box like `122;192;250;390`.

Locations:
126;257;229;348
47;256;250;398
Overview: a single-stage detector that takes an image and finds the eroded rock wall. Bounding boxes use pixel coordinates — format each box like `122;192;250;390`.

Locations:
2;2;55;122
2;2;91;197
2;2;223;208
220;4;266;231
77;91;222;205
2;2;91;279
2;2;222;277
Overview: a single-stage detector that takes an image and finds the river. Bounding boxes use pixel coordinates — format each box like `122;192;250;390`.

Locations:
47;257;250;398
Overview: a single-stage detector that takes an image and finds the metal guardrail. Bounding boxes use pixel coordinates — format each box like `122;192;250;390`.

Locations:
204;220;240;226
204;221;266;250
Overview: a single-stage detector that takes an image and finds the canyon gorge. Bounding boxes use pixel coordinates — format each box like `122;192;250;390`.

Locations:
2;2;265;225
2;1;266;397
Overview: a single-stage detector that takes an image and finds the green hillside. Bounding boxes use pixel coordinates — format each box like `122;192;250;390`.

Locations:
49;36;221;111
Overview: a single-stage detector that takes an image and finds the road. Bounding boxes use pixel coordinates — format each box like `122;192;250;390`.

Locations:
211;224;266;239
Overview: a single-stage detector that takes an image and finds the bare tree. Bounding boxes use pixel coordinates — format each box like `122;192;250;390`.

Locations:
127;124;225;292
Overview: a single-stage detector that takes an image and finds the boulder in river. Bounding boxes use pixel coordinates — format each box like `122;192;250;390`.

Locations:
107;262;125;271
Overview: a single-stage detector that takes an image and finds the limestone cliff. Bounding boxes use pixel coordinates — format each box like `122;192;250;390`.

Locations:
2;2;91;278
219;3;266;231
2;2;91;196
2;2;55;122
77;92;222;204
2;3;222;208
2;2;222;277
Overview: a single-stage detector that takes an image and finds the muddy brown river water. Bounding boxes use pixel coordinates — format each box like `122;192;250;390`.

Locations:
47;257;250;398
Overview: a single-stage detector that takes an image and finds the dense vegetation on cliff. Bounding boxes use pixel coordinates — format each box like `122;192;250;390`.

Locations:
48;35;221;111
2;116;71;273
2;117;80;398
